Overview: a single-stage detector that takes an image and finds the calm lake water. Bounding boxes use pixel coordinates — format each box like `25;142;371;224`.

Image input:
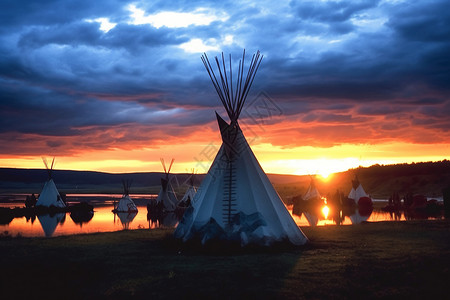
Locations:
0;194;445;237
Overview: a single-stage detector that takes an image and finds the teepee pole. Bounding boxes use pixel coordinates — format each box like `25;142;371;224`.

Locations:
203;50;263;124
220;53;232;111
161;158;167;174
168;158;174;174
202;54;228;111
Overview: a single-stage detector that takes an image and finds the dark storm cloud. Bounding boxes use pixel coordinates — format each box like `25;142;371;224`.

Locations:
0;0;124;31
0;0;449;155
290;0;378;34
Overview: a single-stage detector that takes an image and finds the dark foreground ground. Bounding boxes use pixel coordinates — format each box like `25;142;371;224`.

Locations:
1;220;449;299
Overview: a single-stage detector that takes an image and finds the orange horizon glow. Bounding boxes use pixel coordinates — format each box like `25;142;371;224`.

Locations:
0;140;448;176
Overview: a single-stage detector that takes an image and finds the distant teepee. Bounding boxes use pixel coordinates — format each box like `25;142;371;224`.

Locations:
155;158;178;212
36;157;66;208
114;179;138;213
303;176;322;203
179;170;197;207
174;50;308;246
347;175;373;222
302;176;324;226
348;175;371;205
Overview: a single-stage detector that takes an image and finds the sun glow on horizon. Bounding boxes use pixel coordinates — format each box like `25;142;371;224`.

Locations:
1;141;448;175
319;170;332;180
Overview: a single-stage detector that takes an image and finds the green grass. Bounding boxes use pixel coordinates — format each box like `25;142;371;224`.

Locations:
1;220;450;299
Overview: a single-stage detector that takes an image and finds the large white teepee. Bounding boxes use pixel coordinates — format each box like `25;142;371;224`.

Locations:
115;180;138;213
155;158;178;212
174;50;308;246
36;158;66;208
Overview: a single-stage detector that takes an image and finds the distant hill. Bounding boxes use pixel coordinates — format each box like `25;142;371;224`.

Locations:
273;160;450;201
0;168;202;194
1;160;449;200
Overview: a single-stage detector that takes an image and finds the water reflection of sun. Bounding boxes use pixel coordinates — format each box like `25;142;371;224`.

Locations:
321;197;329;219
322;205;329;219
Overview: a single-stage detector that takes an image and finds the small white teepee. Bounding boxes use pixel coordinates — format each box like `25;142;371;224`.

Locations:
303;176;321;202
115;180;138;213
36;158;66;208
302;177;323;226
155;158;178;212
174;50;308;246
348;175;369;205
179;171;197;206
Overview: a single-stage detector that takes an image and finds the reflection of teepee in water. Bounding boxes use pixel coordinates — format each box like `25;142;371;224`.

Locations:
37;213;65;237
175;50;308;246
36;157;65;208
349;210;370;224
116;212;137;230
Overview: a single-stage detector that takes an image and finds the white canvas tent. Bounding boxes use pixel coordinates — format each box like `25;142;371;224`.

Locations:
174;50;308;246
114;180;138;213
302;177;323;226
303;176;321;202
348;175;369;205
179;171;197;206
36;158;66;208
155;158;178;212
180;185;196;206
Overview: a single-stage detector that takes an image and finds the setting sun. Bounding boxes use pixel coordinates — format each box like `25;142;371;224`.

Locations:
319;171;332;180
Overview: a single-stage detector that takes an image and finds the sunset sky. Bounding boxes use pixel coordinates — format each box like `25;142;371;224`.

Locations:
0;0;449;176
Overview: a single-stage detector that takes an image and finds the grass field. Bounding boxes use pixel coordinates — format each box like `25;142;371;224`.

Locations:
1;220;449;299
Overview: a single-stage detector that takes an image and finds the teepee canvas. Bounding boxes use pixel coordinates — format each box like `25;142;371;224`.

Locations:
36;158;66;208
175;50;308;246
114;180;138;213
303;176;322;203
155;158;178;212
179;171;197;207
348;175;371;205
302;177;323;226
